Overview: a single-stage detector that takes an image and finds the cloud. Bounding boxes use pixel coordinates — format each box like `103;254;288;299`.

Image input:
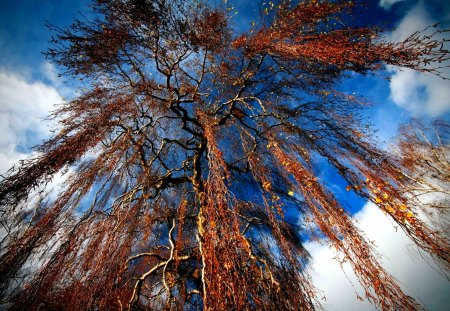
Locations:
306;241;374;311
379;0;406;10
306;202;450;310
388;67;450;117
385;2;450;117
0;70;61;174
42;62;62;87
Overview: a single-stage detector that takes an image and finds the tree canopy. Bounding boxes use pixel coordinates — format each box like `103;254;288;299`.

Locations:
0;0;449;310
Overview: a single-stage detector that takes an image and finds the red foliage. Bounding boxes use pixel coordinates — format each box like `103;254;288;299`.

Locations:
1;1;449;310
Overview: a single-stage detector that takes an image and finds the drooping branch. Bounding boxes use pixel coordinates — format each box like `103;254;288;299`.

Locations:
1;1;449;310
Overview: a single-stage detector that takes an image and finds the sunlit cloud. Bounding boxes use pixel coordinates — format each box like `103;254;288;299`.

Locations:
385;2;450;117
0;70;61;173
379;0;406;10
306;202;450;310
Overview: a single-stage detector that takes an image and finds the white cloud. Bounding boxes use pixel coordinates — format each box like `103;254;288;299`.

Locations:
306;240;374;311
0;70;61;173
379;0;406;10
0;71;71;258
42;62;62;87
385;2;450;117
306;203;450;310
388;67;450;117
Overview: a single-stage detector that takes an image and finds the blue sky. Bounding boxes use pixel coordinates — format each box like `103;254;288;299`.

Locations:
0;0;449;310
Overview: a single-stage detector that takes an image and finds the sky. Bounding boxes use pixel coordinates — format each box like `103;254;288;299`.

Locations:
0;0;449;310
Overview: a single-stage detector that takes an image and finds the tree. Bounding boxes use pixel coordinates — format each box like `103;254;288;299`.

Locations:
393;120;450;230
0;0;448;310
